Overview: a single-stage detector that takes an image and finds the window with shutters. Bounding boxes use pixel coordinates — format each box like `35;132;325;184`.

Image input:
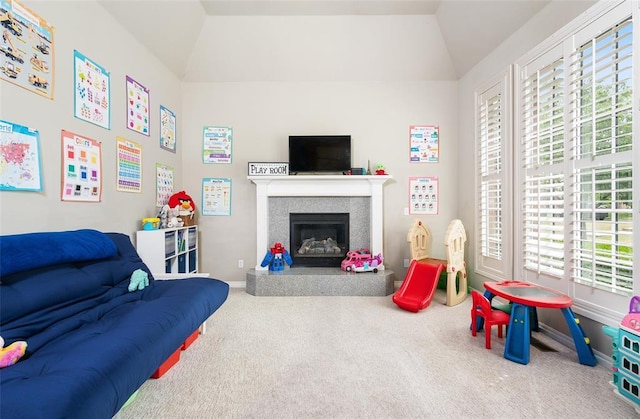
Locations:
475;70;512;278
512;0;636;320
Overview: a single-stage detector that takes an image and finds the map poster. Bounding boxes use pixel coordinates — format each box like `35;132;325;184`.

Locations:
202;126;232;164
156;163;174;207
410;125;439;163
61;130;102;202
0;0;55;99
202;177;231;216
0;119;42;191
159;105;176;152
74;50;110;129
116;136;142;193
409;176;439;215
126;76;150;136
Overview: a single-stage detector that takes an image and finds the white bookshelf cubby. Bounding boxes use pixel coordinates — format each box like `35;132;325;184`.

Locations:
136;225;198;275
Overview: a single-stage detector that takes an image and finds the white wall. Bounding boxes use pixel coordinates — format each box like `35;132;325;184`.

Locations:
0;1;183;236
182;80;458;282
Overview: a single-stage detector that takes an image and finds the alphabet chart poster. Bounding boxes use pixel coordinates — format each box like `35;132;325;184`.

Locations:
203;126;232;164
410;125;439;163
126;76;150;136
409;176;439;215
74;50;110;129
116;136;142;193
61;130;102;202
160;105;176;152
202;177;231;216
0;119;42;191
156;163;174;207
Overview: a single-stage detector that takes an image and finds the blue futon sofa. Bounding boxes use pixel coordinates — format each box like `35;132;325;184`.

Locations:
0;229;229;418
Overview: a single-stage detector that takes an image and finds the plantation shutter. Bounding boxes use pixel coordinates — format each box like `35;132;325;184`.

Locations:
520;55;566;277
570;17;634;294
476;70;512;278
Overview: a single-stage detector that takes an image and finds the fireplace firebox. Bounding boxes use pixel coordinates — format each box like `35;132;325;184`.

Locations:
290;213;349;267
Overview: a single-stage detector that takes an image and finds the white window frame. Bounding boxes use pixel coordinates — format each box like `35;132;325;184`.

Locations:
474;68;513;280
513;0;638;325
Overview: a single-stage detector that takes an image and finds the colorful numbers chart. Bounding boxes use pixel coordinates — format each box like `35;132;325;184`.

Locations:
116;136;142;193
74;50;110;129
61;130;102;202
126;76;149;136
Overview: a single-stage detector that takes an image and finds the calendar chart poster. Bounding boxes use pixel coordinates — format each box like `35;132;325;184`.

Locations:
116;136;142;193
61;130;102;202
410;125;439;163
126;76;150;136
160;105;176;152
409;176;439;215
74;50;110;129
0;119;42;191
203;126;232;164
156;163;174;207
202;177;231;216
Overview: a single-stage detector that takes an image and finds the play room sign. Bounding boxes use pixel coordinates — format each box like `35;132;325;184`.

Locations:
248;162;289;176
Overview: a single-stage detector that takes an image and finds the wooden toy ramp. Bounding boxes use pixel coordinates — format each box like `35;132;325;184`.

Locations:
405;219;468;307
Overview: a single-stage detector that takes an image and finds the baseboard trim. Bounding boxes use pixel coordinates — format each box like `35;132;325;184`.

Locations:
225;280;246;289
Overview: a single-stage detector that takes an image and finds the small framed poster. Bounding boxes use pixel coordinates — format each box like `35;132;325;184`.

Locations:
409;176;439;215
248;162;289;176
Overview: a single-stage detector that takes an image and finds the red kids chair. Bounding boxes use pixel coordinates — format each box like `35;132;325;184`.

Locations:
470;290;511;349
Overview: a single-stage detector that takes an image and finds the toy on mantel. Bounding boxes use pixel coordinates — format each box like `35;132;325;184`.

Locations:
260;242;293;271
375;164;386;175
0;336;27;368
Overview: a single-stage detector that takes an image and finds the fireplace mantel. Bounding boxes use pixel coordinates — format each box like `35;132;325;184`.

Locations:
248;175;392;270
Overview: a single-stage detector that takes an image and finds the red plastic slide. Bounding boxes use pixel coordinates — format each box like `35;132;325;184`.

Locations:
392;260;445;312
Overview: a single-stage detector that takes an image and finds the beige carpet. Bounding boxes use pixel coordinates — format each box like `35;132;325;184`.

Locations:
119;289;638;418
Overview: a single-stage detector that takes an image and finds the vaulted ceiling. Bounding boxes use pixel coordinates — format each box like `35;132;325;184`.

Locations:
99;0;553;80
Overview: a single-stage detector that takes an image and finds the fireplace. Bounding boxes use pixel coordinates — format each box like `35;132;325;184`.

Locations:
290;213;349;267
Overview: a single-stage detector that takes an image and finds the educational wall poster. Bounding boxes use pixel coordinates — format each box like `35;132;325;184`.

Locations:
202;126;232;164
202;177;231;216
156;163;174;207
61;130;102;202
116;136;142;193
410;125;439;163
0;119;42;191
0;0;54;99
409;176;439;215
159;105;176;152
74;50;110;129
126;76;150;136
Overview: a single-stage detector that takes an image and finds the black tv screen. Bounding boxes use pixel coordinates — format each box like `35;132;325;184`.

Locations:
288;135;351;174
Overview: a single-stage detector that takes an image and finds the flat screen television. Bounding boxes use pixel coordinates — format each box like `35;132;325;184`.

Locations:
288;135;351;174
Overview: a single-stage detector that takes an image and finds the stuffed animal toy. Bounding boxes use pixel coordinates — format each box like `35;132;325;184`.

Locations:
157;204;170;229
166;206;183;228
375;164;386;175
128;269;149;292
0;336;27;368
168;191;196;225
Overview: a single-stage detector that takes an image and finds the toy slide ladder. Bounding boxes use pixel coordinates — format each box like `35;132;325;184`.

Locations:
561;307;597;366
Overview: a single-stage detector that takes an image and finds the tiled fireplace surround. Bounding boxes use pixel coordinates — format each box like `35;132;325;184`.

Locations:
246;175;394;296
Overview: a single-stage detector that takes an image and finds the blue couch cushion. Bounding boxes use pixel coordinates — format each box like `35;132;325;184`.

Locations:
0;229;117;277
0;232;229;419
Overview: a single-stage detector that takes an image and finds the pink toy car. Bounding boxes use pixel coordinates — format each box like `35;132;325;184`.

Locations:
341;249;383;273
